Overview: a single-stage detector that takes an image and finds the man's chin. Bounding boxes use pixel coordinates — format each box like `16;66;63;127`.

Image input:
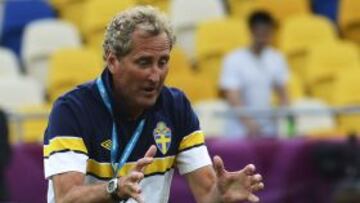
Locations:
136;96;158;109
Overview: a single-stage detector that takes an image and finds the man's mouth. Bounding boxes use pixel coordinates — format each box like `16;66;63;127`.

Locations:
143;86;158;95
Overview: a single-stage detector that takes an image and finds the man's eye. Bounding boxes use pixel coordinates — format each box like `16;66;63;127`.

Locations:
138;59;149;66
159;59;169;67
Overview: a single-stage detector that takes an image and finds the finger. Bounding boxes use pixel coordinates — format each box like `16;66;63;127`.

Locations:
128;171;144;182
130;192;144;203
247;193;260;203
133;157;154;172
128;182;142;194
251;182;264;192
250;174;262;184
144;145;157;158
213;155;226;177
242;164;256;175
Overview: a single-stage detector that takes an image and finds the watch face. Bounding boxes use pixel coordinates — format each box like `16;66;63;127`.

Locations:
107;179;117;193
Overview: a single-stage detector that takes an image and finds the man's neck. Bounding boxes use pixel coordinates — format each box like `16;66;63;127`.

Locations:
251;44;265;56
113;92;144;121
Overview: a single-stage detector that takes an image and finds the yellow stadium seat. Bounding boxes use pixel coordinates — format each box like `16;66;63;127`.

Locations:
227;0;261;19
165;47;216;102
278;14;337;77
48;48;102;102
288;73;305;102
195;18;250;85
332;68;360;134
227;0;310;23
9;104;51;143
50;0;89;29
196;18;250;60
257;0;310;23
338;0;360;45
81;0;136;51
306;41;360;104
271;72;305;106
136;0;169;13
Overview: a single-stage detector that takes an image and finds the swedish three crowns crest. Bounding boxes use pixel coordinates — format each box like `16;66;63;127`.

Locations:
153;122;172;155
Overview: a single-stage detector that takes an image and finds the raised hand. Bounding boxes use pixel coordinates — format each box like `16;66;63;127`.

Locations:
213;155;264;203
117;145;157;202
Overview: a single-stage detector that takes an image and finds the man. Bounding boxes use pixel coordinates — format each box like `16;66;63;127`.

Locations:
44;6;264;203
219;11;289;138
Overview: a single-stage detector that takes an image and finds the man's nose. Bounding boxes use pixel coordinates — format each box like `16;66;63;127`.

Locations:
148;65;161;82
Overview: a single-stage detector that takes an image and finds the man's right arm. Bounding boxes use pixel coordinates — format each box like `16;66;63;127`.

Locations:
52;172;112;203
52;145;157;203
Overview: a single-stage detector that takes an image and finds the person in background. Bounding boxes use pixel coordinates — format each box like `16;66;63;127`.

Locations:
219;10;289;138
0;109;11;201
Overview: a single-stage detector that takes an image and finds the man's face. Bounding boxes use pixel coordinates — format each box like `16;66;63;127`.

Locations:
251;24;273;47
108;30;170;110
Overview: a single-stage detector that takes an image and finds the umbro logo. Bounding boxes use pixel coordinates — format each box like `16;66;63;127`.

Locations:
101;139;112;151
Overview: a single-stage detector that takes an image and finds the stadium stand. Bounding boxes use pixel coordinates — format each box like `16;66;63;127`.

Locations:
333;68;360;134
0;47;20;76
289;98;336;136
226;0;260;19
0;76;43;110
81;0;136;54
0;0;55;57
136;0;169;13
305;41;360;104
193;99;230;137
169;0;226;59
287;73;305;103
278;14;338;78
1;1;360;203
50;0;89;30
47;47;102;102
194;17;250;100
21;19;82;88
165;46;217;102
338;0;360;45
227;0;310;23
10;104;51;143
257;0;310;23
312;0;339;22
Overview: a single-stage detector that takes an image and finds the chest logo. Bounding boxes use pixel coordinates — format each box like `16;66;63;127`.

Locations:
153;122;172;155
101;139;112;151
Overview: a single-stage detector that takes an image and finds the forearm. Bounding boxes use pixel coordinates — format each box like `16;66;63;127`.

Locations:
275;85;289;106
57;183;112;203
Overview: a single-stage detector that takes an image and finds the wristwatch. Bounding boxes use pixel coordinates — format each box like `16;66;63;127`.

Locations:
106;178;122;202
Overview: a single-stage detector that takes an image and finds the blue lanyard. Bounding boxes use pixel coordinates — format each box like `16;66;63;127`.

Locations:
96;77;145;177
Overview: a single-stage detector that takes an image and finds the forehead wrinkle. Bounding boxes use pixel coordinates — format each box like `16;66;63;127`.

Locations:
129;31;170;59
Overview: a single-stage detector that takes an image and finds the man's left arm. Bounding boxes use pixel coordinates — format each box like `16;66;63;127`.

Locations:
174;91;263;203
184;156;264;203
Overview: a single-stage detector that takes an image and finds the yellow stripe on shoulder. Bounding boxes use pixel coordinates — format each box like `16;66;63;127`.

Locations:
178;130;205;151
87;156;175;179
44;136;88;157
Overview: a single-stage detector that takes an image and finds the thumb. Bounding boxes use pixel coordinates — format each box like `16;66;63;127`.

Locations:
213;155;226;177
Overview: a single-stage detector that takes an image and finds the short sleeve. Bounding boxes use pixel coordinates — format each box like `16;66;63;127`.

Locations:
174;92;212;175
43;99;88;179
219;52;243;90
273;53;290;87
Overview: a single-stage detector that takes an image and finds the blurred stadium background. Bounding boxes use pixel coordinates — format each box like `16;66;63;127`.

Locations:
0;0;359;202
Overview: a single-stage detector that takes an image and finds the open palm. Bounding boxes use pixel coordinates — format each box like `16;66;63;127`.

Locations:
213;156;264;203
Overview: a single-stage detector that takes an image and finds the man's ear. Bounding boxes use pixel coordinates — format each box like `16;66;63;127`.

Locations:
106;53;118;74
